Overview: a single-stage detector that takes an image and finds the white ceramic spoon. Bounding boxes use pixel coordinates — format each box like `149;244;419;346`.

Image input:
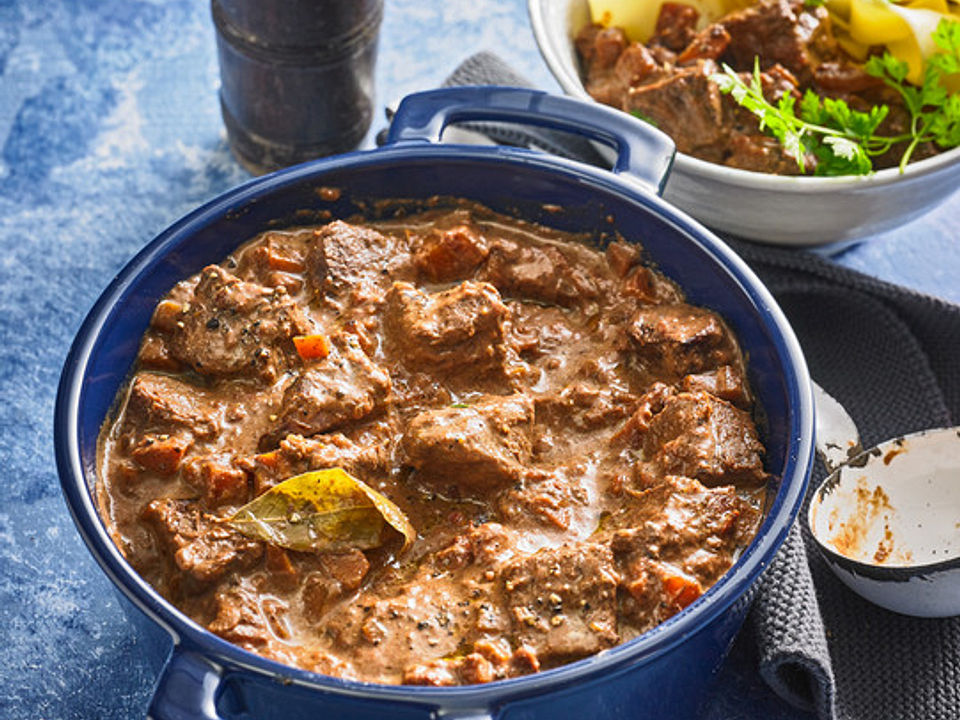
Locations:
808;385;960;617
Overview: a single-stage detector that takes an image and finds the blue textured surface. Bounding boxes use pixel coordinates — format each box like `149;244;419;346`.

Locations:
1;1;957;719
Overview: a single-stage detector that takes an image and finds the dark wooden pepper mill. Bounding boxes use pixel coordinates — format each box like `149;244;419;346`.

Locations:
212;0;383;175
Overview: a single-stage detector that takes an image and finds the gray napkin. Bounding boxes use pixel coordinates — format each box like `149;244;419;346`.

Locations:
413;51;960;720
727;240;960;720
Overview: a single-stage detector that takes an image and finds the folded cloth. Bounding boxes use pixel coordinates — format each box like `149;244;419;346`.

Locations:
728;238;960;720
394;51;960;720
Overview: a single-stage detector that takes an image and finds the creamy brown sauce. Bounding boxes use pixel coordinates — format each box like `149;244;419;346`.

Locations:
98;200;769;685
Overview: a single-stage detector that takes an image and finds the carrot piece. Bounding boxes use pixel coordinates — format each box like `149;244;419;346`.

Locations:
663;573;703;609
131;435;189;475
293;334;330;361
203;460;248;506
256;450;280;469
267;251;305;274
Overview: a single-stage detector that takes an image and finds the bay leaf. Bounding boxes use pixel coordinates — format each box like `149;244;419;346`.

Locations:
226;468;416;553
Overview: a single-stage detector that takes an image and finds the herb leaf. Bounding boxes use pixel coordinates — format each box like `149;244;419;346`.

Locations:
227;468;416;553
713;18;960;175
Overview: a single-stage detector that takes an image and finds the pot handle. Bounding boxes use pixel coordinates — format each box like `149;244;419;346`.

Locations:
386;86;676;195
147;647;226;720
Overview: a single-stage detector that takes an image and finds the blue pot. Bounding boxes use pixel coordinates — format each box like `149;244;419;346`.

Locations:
54;87;814;720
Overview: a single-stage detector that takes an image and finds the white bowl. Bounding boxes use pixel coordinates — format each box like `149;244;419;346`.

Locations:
528;0;960;246
807;426;960;618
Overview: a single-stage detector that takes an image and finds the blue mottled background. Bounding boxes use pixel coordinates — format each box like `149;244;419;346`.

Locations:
0;1;956;718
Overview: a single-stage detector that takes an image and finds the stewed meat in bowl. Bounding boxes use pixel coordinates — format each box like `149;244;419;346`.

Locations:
97;200;771;686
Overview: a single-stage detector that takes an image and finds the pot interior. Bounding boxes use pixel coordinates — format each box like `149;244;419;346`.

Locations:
65;145;809;687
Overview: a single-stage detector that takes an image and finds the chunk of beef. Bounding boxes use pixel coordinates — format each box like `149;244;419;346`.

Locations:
414;224;489;282
625;61;729;160
137;333;183;373
575;24;628;71
244;431;393;496
129;433;191;476
431;522;517;573
534;382;641;470
615;476;762;564
605;240;642;278
678;24;731;64
637;390;767;486
613;43;661;90
320;565;488;684
181;454;250;508
300;549;371;621
209;582;292;650
480;239;605;308
611;51;804;171
612;382;676;447
165;265;312;381
723;132;804;174
402;394;534;494
123;372;222;439
813;60;884;94
263;332;392;448
234;229;312;295
622;265;684;305
497;467;591;536
607;476;761;629
384;280;509;376
719;0;831;83
584;45;665;110
142;498;263;588
505;303;578;360
682;364;750;407
627;303;737;380
308;220;414;301
652;2;701;52
575;25;632;107
402;638;540;686
501;543;619;664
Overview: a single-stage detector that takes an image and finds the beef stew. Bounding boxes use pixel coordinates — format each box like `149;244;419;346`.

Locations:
97;201;769;685
576;0;937;174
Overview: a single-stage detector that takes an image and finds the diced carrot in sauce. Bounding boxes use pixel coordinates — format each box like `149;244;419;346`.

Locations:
203;461;248;506
293;334;330;361
605;241;640;278
415;226;488;282
255;450;280;469
266;251;305;274
663;573;703;609
131;435;189;475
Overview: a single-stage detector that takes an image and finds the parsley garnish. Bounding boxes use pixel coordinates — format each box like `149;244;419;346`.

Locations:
711;18;960;175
